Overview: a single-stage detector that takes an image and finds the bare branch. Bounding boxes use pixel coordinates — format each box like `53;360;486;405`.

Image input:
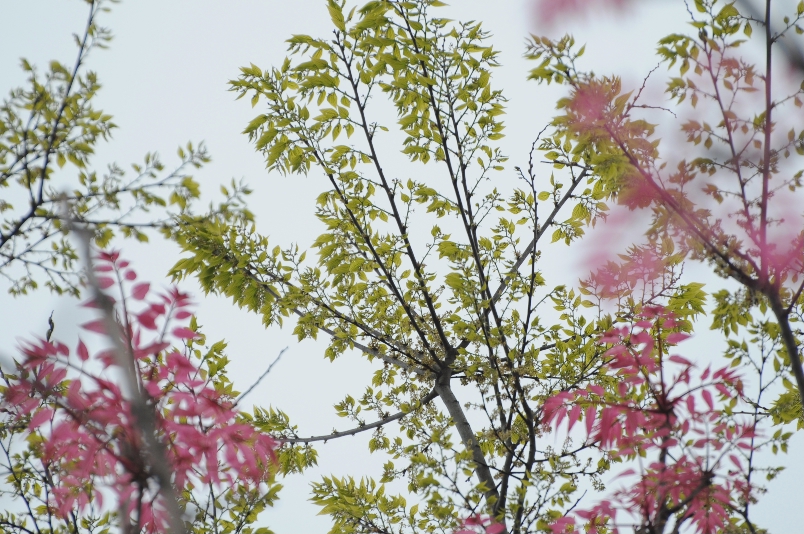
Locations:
233;347;287;408
282;388;438;444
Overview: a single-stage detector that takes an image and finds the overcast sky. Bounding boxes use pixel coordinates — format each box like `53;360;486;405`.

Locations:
1;1;800;532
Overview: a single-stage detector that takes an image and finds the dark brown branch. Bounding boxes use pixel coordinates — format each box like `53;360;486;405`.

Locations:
433;378;500;512
768;292;804;412
282;388;437;444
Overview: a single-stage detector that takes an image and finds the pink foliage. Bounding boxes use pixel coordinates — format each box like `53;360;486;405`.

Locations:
3;251;277;533
557;41;804;296
532;0;632;27
584;242;670;302
545;307;754;534
455;514;505;534
566;81;614;129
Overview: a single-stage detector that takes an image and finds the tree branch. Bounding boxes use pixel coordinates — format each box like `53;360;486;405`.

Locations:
282;388;438;444
233;347;287;408
433;379;501;515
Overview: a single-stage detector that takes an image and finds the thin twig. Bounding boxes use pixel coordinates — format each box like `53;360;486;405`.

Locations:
233;347;287;408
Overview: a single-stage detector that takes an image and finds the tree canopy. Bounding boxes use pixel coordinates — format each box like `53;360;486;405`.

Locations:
1;1;801;533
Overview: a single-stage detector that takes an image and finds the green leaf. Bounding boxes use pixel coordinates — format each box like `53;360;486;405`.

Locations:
327;0;346;31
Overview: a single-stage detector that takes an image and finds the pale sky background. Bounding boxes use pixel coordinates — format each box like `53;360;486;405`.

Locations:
1;1;801;533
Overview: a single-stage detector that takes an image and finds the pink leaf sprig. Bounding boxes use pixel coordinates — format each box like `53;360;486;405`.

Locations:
545;307;754;534
3;251;277;533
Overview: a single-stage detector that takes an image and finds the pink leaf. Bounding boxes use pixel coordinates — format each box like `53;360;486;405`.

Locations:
715;383;731;397
588;385;605;396
29;408;54;430
81;297;101;309
131;282;150;300
81;320;107;334
668;355;691;365
137;310;158;330
567;404;582;432
554;406;568;429
172;327;198;340
702;389;714;410
666;332;690;344
598;407;616;446
486;523;505;534
97;276;115;289
585;405;596;435
604;344;626;357
124;269;137;281
98;250;120;263
544;392;572;422
77;340;90;362
700;366;711;381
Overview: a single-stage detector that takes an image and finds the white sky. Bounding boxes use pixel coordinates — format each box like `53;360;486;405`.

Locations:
1;1;800;532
